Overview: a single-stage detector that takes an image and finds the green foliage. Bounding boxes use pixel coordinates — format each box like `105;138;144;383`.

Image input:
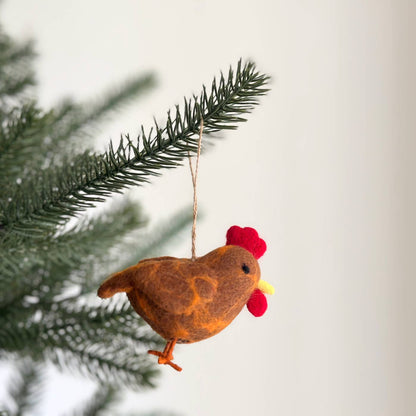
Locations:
1;360;43;416
0;10;269;416
0;367;175;416
69;385;119;416
0;25;36;106
0;74;155;194
0;201;147;303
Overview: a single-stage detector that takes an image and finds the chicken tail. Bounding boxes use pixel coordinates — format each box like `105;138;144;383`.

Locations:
97;266;135;299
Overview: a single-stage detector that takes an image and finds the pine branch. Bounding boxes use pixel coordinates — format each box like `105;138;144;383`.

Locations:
68;385;119;416
0;298;163;353
0;74;156;190
41;74;156;161
0;36;35;68
46;342;159;390
0;26;35;105
70;74;156;137
0;201;147;306
0;103;55;191
0;72;35;99
50;300;163;348
1;60;269;237
3;360;43;416
0;314;160;389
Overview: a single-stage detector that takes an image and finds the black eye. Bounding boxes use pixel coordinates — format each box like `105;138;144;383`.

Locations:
242;264;250;274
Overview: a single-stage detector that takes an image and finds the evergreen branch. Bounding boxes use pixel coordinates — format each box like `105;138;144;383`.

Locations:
46;341;159;390
0;74;156;189
0;37;35;68
68;385;119;416
50;300;163;348
0;100;75;188
0;26;35;104
0;104;54;190
0;317;158;389
0;72;36;99
0;298;162;355
1;60;269;236
45;74;156;158
71;74;156;136
0;201;147;306
4;360;43;416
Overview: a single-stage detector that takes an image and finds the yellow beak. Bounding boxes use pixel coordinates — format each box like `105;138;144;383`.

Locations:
258;279;275;295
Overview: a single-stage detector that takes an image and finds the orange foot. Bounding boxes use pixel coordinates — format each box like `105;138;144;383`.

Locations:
148;339;182;372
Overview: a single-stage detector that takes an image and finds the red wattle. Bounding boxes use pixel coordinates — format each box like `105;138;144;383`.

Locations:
246;289;268;317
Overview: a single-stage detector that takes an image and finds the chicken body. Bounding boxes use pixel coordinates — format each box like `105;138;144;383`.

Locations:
98;245;260;344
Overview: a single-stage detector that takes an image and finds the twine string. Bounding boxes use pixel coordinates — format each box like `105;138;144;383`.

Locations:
188;118;204;261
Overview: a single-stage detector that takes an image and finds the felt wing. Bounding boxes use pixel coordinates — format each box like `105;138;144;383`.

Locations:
98;258;217;315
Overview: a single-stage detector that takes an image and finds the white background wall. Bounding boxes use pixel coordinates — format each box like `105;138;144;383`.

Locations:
1;1;415;415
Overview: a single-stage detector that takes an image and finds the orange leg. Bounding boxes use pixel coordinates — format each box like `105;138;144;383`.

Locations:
148;339;182;372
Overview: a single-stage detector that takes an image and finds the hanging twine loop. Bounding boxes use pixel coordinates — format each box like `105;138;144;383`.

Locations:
188;118;204;261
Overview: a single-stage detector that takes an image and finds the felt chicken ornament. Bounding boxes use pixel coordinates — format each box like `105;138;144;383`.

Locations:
97;225;274;372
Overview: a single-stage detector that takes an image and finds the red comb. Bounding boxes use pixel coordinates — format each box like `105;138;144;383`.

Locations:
226;226;266;259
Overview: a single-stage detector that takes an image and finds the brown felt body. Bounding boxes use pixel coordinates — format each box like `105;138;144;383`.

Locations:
97;246;260;343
